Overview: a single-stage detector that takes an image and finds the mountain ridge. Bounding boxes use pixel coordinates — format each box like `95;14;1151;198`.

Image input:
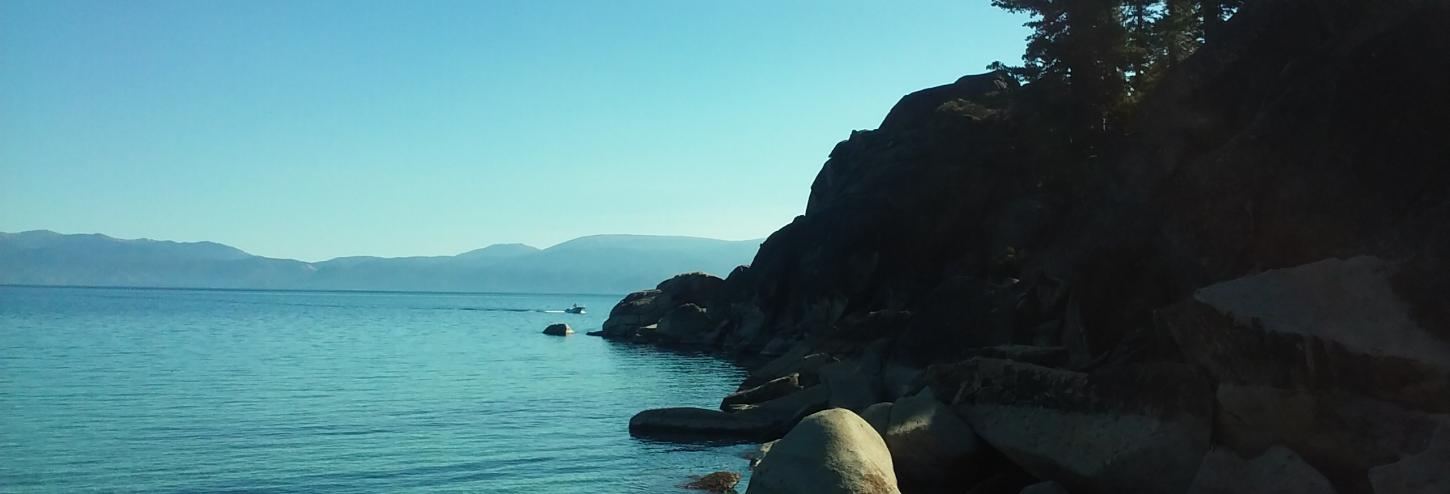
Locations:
0;230;762;294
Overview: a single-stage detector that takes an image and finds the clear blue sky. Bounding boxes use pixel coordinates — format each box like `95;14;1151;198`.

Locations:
0;0;1027;262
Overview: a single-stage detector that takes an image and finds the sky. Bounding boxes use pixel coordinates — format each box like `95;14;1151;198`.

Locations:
0;0;1028;262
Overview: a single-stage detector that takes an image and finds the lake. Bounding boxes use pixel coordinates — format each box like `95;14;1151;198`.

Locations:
0;286;753;492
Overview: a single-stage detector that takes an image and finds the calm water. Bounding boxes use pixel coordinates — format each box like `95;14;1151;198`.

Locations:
0;286;752;493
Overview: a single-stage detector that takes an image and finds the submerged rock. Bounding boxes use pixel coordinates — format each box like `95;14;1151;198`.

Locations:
542;323;573;336
748;408;901;494
683;471;742;492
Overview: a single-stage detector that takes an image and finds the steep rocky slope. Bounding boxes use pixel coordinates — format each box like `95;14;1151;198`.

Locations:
600;1;1450;493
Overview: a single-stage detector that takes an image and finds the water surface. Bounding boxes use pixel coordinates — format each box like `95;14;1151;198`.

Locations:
0;286;752;492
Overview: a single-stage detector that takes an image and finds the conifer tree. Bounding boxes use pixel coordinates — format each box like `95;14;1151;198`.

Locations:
991;0;1131;134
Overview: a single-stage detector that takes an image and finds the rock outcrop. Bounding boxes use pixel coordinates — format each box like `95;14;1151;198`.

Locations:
603;1;1450;492
747;408;901;494
596;272;726;343
657;303;717;345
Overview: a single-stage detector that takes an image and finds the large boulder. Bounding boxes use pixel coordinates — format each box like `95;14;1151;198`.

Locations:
733;385;832;435
1208;384;1440;491
656;303;717;346
632;386;832;442
1158;256;1450;489
819;359;884;412
931;358;1213;494
722;373;803;411
881;363;925;401
1187;446;1336;494
1160;256;1450;410
1018;482;1069;494
542;323;573;336
657;272;726;308
962;345;1069;368
742;344;836;389
747;408;902;494
1369;416;1450;494
598;272;726;342
861;392;992;491
628;407;778;441
599;289;674;339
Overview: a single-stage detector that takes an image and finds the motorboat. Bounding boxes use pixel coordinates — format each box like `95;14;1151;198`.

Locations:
565;305;586;314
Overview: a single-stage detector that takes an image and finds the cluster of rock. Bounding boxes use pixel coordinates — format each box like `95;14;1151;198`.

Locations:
590;272;729;345
599;1;1450;493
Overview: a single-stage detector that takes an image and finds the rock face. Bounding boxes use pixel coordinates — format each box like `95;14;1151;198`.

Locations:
608;1;1450;492
748;408;901;494
657;303;716;345
542;323;573;336
931;359;1214;494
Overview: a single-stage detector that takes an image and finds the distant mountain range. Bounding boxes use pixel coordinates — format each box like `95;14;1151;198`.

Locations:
0;230;761;294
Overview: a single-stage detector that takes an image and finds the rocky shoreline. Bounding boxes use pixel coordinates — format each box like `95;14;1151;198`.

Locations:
591;1;1450;493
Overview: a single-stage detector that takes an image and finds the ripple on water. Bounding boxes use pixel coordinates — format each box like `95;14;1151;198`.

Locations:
0;286;754;493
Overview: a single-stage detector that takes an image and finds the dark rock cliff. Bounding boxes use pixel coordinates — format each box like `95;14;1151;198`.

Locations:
602;1;1450;493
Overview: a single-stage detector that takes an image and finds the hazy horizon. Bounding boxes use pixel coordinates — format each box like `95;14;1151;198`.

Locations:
1;1;1028;261
1;228;764;263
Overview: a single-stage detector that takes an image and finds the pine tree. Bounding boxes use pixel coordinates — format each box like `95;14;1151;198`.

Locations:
1121;0;1159;97
1201;0;1244;43
1158;0;1198;67
991;0;1131;134
987;0;1244;135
